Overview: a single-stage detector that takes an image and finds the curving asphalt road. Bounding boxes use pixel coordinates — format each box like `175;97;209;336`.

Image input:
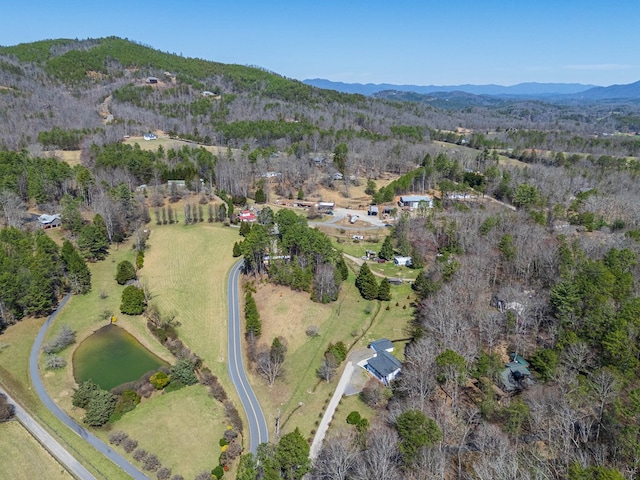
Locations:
0;385;96;480
227;259;269;453
30;293;148;480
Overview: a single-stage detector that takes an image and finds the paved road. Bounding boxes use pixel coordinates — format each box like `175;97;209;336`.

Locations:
227;260;269;453
0;386;96;480
30;294;148;480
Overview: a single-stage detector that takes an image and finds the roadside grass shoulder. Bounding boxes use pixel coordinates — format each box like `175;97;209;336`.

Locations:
0;421;73;480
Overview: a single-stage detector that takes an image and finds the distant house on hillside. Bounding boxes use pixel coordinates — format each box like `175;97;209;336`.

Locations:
167;180;186;189
399;195;433;209
38;214;61;229
238;210;257;223
143;133;157;141
394;256;412;266
500;353;532;392
147;77;158;84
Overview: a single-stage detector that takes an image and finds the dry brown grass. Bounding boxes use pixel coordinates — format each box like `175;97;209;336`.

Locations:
0;421;73;480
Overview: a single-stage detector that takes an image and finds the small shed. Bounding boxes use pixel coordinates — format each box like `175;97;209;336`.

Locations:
147;77;158;84
368;205;379;216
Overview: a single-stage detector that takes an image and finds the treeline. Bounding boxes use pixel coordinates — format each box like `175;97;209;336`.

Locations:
239;208;348;303
0;228;90;330
38;126;100;150
0;150;74;204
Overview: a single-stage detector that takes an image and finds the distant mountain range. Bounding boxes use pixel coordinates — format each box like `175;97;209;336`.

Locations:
303;78;640;101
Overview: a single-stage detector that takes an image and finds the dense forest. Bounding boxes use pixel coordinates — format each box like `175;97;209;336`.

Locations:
2;37;640;479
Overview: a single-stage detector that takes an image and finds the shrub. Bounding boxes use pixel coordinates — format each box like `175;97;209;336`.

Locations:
143;454;161;472
45;354;67;369
43;325;76;354
223;429;238;442
170;359;198;386
109;431;128;446
132;449;148;461
120;285;146;315
116;260;137;285
211;465;225;479
150;371;170;389
156;467;172;480
72;380;100;408
219;438;230;447
123;438;138;453
305;325;320;338
136;250;145;270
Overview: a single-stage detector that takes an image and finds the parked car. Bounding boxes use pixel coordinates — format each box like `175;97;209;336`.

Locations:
377;258;387;263
352;235;364;240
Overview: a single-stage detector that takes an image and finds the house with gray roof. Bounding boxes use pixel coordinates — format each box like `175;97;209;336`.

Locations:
365;350;402;386
399;195;433;209
38;214;61;229
368;338;394;353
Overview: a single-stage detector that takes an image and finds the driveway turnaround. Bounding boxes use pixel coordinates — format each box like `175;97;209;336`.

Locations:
30;294;148;480
0;386;96;480
227;260;269;453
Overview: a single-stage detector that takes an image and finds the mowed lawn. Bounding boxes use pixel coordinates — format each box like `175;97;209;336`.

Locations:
0;421;73;480
117;385;224;479
142;222;240;381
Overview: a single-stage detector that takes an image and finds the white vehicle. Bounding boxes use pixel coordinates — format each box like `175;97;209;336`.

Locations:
352;235;364;240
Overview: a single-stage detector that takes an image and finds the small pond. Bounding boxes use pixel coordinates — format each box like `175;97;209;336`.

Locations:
73;324;168;391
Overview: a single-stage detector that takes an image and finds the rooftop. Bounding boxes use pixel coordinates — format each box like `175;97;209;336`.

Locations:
367;350;401;377
369;338;393;353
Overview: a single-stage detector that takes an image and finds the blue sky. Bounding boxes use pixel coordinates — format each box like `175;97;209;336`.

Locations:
2;0;639;86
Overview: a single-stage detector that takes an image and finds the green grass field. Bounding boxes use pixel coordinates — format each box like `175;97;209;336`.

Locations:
115;384;225;479
0;421;73;480
34;221;241;477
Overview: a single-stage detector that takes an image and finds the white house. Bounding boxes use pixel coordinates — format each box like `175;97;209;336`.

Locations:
394;256;412;266
399;195;433;209
143;133;157;141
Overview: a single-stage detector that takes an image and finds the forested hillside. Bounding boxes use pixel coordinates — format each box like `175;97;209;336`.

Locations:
2;37;640;479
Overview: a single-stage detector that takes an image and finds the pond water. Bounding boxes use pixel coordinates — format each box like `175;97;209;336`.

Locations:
73;324;168;391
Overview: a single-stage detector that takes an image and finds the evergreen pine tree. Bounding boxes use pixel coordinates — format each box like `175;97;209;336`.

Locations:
355;263;378;300
377;277;391;301
379;235;394;261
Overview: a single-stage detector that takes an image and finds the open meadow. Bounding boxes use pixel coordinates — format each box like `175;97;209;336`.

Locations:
0;421;73;480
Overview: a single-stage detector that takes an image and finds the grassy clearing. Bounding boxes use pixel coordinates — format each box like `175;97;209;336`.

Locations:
249;269;413;440
114;385;224;479
0;421;73;480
